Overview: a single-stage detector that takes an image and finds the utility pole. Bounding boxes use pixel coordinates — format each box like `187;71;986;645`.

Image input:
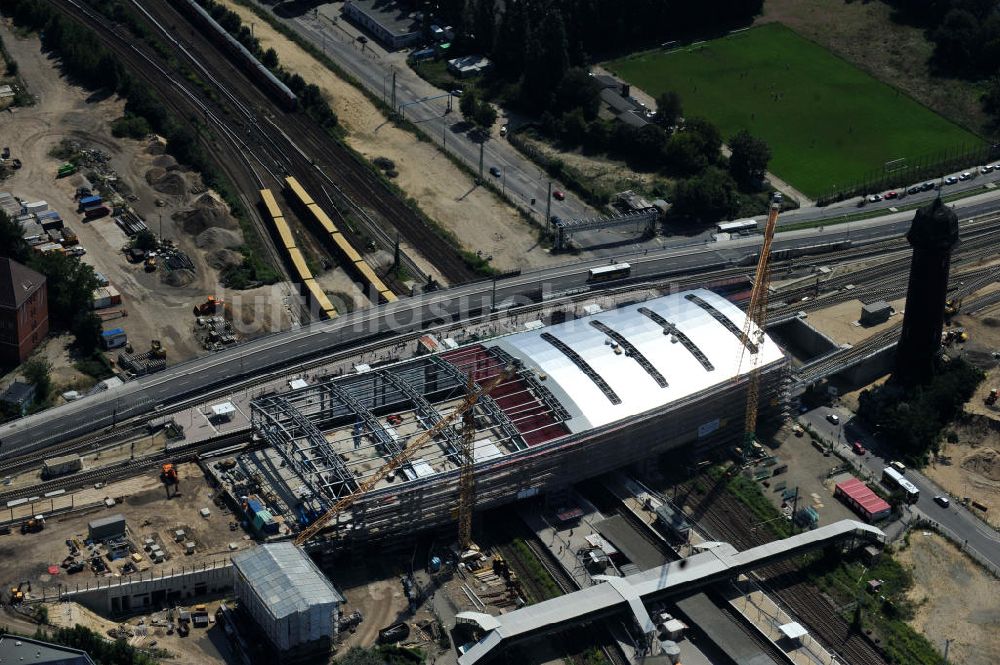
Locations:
545;181;552;229
391;71;397;115
393;234;400;275
478;142;484;181
942;639;951;664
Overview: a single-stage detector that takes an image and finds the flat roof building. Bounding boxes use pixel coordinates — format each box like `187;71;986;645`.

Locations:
0;635;95;664
342;0;422;50
232;543;344;653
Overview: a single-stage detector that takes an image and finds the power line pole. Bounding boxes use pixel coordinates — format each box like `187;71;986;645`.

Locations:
391;71;397;114
545;181;552;229
478;142;484;180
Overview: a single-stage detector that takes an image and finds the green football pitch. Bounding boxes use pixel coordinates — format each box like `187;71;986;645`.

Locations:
606;23;983;198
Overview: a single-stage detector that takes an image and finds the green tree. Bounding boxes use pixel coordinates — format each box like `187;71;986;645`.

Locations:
728;129;772;187
672;167;741;221
26;252;100;351
472;0;496;53
133;228;158;251
0;210;29;261
553;68;601;119
982;76;1000;121
262;47;279;69
653;91;683;129
473;101;497;131
459;88;479;118
22;356;51;403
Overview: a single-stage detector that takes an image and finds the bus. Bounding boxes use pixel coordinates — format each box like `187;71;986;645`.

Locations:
588;263;632;282
716;219;758;234
882;466;920;504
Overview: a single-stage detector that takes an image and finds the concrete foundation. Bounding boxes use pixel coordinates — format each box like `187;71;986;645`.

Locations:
61;560;232;615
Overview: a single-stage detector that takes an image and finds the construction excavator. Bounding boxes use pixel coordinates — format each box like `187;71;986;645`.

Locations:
160;463;179;498
8;581;30;605
292;362;519;547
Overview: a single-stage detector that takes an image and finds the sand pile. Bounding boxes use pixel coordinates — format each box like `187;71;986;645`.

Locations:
207;248;243;270
161;269;196;288
152;154;177;169
961;448;1000;482
196;227;242;250
145;167;186;195
173;194;241;235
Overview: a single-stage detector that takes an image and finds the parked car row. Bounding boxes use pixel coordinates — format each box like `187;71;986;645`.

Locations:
869;164;1000;202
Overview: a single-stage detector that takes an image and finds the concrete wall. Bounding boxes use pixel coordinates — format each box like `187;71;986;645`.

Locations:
60;560;233;615
772;317;840;360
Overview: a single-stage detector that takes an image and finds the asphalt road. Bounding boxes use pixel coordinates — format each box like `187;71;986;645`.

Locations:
801;406;1000;571
259;3;594;224
0;207;949;459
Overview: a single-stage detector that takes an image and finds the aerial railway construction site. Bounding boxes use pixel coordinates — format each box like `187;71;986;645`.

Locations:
225;290;787;543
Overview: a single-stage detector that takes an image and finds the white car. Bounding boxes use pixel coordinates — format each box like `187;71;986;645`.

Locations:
826;413;840;425
934;495;950;507
944;176;959;185
867;194;882;203
959;171;972;181
981;165;994;174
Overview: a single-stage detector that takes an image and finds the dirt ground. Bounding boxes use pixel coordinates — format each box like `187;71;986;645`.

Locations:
47;598;232;665
896;531;1000;665
517;132;663;203
214;0;559;273
760;424;858;527
0;463;250;602
0;22;291;364
805;296;906;346
758;0;988;136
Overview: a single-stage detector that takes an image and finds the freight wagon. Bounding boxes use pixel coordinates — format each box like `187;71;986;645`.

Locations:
173;0;298;110
42;454;83;480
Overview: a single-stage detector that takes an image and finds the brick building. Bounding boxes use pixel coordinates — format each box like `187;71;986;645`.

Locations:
0;257;49;365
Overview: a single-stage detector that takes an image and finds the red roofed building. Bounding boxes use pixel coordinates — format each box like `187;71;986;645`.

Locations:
834;476;891;522
0;257;49;364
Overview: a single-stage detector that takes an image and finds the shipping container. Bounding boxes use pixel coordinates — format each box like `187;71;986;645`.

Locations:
84;205;110;220
834;477;891;522
92;286;122;310
77;195;102;210
42;454;83;479
88;514;126;541
101;328;128;350
57;163;77;177
22;201;48;214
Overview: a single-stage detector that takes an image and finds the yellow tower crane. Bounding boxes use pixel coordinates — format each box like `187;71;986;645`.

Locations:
736;194;782;454
293;363;518;547
458;374;478;550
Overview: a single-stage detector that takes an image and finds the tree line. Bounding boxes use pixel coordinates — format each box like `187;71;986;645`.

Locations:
883;0;1000;127
422;0;770;222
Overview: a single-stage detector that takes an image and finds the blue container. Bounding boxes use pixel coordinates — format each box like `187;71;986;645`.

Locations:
429;556;441;572
246;498;263;515
78;195;102;207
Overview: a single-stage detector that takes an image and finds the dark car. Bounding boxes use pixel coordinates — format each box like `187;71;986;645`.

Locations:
489;166;501;177
553;190;566;201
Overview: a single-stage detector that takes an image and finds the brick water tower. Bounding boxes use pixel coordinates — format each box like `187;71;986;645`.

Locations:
894;197;959;386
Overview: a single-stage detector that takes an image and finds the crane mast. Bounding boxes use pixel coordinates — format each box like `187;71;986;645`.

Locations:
293;363;518;547
458;374;477;549
737;195;782;450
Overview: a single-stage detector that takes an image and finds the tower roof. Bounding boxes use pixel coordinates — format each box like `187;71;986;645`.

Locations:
907;197;959;250
0;257;45;310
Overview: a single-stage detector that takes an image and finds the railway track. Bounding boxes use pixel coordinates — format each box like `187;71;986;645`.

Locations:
682;483;889;665
135;0;474;284
52;0;294;292
0;431;252;505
